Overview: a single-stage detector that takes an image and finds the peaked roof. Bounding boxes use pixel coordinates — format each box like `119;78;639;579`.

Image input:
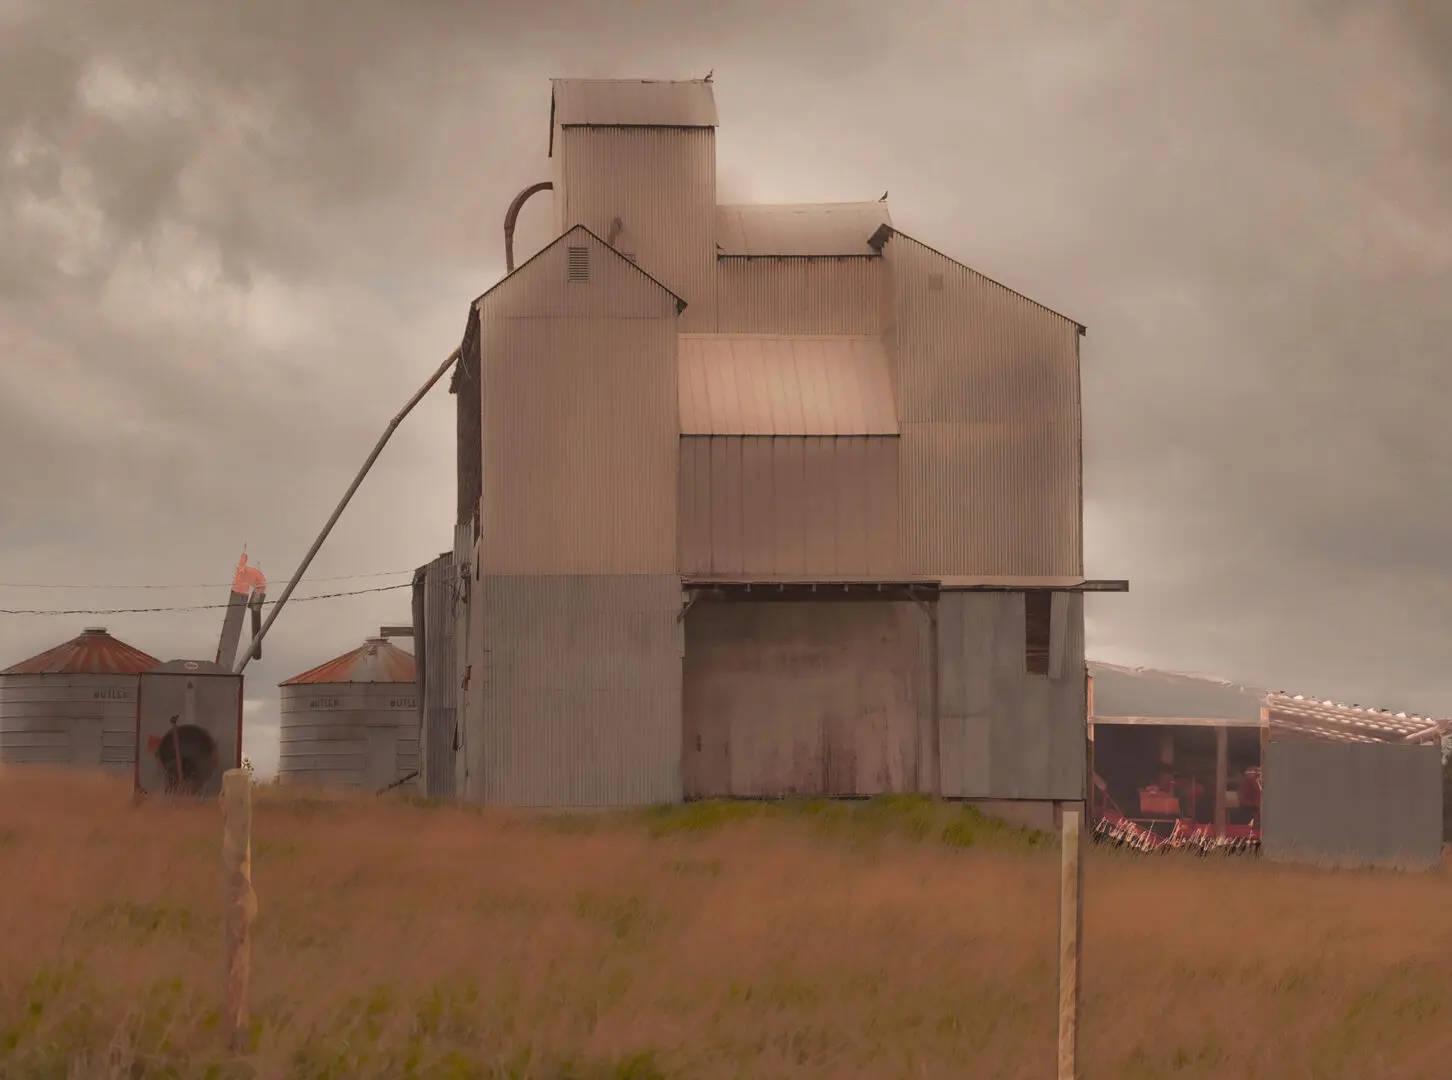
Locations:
472;224;687;314
868;225;1085;334
280;637;416;686
3;627;161;676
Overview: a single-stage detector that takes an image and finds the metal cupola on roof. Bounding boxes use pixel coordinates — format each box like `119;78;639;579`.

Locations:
277;631;419;792
0;627;161;771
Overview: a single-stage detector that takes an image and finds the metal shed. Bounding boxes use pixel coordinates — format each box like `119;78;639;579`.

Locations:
0;627;160;771
277;633;420;792
1089;661;1447;868
448;74;1126;810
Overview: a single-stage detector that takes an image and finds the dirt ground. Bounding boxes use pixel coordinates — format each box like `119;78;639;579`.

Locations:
3;767;1450;1079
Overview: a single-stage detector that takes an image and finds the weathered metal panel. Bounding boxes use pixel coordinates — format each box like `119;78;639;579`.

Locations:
716;258;883;335
883;231;1082;423
0;673;143;769
473;575;683;807
418;553;458;799
938;591;1085;800
678;435;901;579
1263;741;1442;870
551;78;718;133
277;681;420;791
555;127;715;331
682;600;923;797
479;232;680;575
715;203;891;257
901;420;1081;577
883;231;1082;578
678;334;898;436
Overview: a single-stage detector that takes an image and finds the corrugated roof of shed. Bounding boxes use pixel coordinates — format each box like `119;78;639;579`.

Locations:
678;334;899;436
2;627;161;676
716;203;892;256
279;637;416;686
1088;661;1448;744
550;78;717;155
1089;661;1265;723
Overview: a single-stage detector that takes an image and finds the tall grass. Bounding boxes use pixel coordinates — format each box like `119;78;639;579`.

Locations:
2;767;1450;1079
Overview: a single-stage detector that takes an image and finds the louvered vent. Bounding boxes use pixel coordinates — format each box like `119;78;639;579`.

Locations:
567;246;590;282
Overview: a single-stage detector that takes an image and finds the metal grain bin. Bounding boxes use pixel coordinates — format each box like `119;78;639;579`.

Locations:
277;632;419;791
0;627;161;771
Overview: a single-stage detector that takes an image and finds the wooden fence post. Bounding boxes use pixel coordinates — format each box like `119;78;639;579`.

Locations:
221;768;257;1053
1057;802;1085;1080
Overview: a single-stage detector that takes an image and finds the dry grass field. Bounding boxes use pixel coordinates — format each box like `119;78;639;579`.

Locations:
3;768;1451;1080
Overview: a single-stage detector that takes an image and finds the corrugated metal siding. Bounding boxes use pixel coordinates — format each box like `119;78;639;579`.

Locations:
277;682;420;791
678;334;898;436
716;258;883;335
420;552;458;799
1262;741;1442;870
937;591;1086;800
474;575;683;807
0;674;141;769
716;203;890;256
901;421;1081;576
555;127;715;331
479;233;680;575
884;233;1082;577
683;600;923;797
551;79;718;131
679;436;901;579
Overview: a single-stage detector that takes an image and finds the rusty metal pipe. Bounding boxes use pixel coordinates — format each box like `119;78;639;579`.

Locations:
504;181;553;272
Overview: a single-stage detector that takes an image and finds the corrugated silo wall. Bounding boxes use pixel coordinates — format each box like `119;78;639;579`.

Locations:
0;674;141;770
469;230;683;806
936;592;1086;803
419;552;457;799
278;682;420;791
1262;741;1443;870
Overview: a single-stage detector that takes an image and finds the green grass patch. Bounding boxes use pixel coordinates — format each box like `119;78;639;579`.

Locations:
636;795;1051;852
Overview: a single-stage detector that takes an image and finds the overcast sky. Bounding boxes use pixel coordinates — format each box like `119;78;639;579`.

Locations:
3;1;1449;775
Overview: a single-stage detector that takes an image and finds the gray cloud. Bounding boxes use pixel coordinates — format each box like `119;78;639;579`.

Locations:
4;0;1451;768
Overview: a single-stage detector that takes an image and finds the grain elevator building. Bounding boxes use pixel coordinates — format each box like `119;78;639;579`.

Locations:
448;76;1126;814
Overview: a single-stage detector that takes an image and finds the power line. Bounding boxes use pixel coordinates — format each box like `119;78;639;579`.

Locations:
0;582;412;617
0;568;417;591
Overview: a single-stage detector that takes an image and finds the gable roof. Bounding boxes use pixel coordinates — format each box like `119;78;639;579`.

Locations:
549;79;718;157
868;225;1085;334
471;224;687;314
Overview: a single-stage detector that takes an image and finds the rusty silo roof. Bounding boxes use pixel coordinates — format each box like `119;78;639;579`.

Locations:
279;635;416;686
2;627;161;676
